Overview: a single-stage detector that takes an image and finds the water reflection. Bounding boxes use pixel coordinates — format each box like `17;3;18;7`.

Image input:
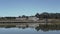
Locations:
35;24;60;31
0;23;60;32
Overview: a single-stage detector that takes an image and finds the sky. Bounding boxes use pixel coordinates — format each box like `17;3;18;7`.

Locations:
0;0;60;17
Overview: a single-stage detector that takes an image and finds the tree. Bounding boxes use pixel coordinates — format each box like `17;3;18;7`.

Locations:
35;13;40;18
19;16;21;18
22;15;26;18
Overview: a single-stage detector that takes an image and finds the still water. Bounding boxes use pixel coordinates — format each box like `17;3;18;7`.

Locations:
0;23;60;34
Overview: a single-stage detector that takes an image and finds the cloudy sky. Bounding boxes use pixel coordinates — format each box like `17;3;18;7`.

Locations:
0;0;60;16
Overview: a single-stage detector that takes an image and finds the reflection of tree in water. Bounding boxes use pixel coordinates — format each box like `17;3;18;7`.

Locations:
35;24;60;32
35;24;48;31
1;24;60;32
22;25;28;29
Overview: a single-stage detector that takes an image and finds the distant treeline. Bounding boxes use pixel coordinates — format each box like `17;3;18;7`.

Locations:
0;12;60;19
35;12;60;19
21;12;60;19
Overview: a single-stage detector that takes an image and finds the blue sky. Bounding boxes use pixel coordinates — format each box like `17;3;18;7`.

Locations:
0;0;60;17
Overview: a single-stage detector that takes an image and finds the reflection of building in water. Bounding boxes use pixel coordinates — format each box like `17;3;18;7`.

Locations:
16;23;60;31
16;23;39;28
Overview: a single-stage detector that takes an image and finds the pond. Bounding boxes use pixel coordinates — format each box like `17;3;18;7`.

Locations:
0;23;60;34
